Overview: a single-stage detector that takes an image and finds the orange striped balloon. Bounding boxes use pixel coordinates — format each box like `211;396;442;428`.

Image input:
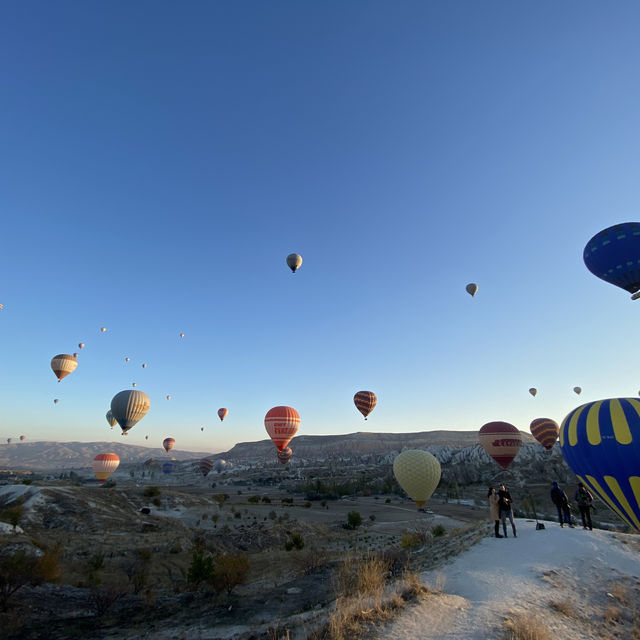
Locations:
354;391;377;420
92;453;120;483
530;418;559;450
265;406;300;452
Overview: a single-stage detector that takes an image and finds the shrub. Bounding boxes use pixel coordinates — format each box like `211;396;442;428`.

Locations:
268;511;277;520
187;547;214;586
0;505;24;530
282;497;294;505
248;495;260;504
400;532;422;549
143;486;160;498
123;548;152;594
503;611;551;640
369;514;376;521
303;501;312;508
261;496;271;503
345;511;362;529
284;533;305;551
385;498;391;503
152;497;161;507
234;512;242;519
431;524;446;537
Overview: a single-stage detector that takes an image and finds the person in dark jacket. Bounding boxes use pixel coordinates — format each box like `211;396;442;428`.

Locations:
574;482;593;530
488;487;502;538
498;484;517;538
550;481;574;527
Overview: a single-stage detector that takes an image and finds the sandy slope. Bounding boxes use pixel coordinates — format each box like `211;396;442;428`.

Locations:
376;518;640;640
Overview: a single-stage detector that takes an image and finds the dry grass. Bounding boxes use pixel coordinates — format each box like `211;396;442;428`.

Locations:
503;611;552;640
548;598;580;619
609;581;631;606
603;604;622;623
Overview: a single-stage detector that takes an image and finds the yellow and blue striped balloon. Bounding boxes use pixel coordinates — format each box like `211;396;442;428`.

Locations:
560;398;640;531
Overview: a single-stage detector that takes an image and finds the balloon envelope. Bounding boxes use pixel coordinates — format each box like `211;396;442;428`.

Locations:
218;408;229;421
92;453;119;483
265;406;300;451
106;410;117;428
163;438;175;453
560;398;640;531
78;343;85;349
529;388;537;397
110;390;150;435
19;435;26;441
583;222;640;295
51;354;77;381
213;459;227;473
354;391;377;420
574;387;582;395
530;418;559;450
286;253;303;273
393;450;441;508
478;422;522;469
198;459;214;477
162;461;174;475
465;283;478;297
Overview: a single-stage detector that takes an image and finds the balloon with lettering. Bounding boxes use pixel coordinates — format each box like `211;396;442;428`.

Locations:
560;398;640;531
393;449;441;509
478;422;523;469
530;418;559;450
265;406;300;451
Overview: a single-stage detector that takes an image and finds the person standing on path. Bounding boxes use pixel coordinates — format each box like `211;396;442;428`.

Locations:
488;487;502;538
498;484;517;538
574;482;593;530
550;481;574;527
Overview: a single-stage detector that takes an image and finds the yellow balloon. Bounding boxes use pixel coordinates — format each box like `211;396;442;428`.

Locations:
393;450;441;508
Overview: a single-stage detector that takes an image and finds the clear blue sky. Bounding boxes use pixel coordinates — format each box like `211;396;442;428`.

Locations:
2;1;640;453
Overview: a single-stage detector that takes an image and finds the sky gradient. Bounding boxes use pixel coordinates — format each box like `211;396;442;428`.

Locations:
2;2;640;453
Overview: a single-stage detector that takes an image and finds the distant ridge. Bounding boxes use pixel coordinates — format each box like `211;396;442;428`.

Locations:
0;441;216;471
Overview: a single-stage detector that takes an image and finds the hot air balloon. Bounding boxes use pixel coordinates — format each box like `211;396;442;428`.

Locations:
277;447;293;464
200;427;204;432
530;418;560;450
51;354;78;381
213;459;227;473
19;435;25;442
92;453;120;483
354;391;377;420
53;398;59;404
286;253;303;273
583;223;640;299
166;395;171;400
106;410;117;429
6;438;11;444
73;352;79;358
465;283;478;297
100;327;106;332
0;304;3;310
529;388;537;397
145;435;149;440
179;333;184;338
125;357;130;362
393;450;441;509
560;398;640;531
574;387;582;395
478;422;523;469
78;343;85;349
163;437;175;453
110;390;150;435
264;406;300;451
162;461;174;475
218;408;228;422
142;363;147;368
199;459;214;477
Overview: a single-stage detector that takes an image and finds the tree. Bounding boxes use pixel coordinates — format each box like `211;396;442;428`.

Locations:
0;505;23;531
346;511;363;529
187;547;214;586
211;554;249;596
